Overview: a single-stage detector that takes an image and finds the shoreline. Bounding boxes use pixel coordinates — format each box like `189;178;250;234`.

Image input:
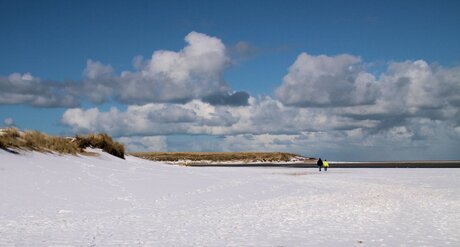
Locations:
176;160;460;168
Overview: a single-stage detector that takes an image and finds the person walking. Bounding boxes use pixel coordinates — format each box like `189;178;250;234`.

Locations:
317;158;323;172
323;159;329;171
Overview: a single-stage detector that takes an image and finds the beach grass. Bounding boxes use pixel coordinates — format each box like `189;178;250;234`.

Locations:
0;128;125;159
130;151;304;162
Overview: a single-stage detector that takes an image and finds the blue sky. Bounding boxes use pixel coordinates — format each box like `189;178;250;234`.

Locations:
1;0;460;160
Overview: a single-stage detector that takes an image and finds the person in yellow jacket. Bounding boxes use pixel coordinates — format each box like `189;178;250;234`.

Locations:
323;159;329;171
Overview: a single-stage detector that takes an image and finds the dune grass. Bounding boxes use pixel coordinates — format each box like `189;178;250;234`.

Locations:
75;133;125;159
0;128;125;159
0;128;79;154
0;128;22;151
24;131;79;155
130;152;303;163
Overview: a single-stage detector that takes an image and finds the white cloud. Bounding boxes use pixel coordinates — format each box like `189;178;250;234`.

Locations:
0;73;79;107
61;97;377;137
82;60;116;103
340;60;460;125
275;53;378;107
81;31;249;105
62;108;101;131
61;52;460;160
1;32;248;107
117;136;167;152
2;33;459;160
83;60;115;80
94;31;237;105
276;53;460;140
3;117;14;126
275;53;459;116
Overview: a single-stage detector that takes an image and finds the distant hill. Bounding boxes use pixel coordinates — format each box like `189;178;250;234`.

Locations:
131;152;315;165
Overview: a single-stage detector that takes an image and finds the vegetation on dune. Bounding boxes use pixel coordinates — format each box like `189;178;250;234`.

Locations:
0;128;79;154
0;128;125;159
0;128;21;150
23;131;79;154
131;152;305;163
75;133;125;159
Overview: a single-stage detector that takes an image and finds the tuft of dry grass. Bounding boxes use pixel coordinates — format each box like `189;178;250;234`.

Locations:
75;133;125;159
0;128;22;149
0;128;125;159
131;152;302;162
23;131;79;154
0;128;78;154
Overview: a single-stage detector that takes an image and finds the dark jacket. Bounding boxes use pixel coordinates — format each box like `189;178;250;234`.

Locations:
317;158;323;167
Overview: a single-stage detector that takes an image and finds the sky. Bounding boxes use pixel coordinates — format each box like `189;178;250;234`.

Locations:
1;0;460;160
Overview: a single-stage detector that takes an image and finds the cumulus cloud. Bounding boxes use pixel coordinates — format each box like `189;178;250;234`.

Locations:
275;53;460;141
82;60;116;104
0;73;79;107
82;31;250;106
61;52;460;160
62;91;458;151
339;60;460;130
62;100;236;136
61;97;378;137
276;53;378;107
2;32;459;160
380;60;460;114
210;119;460;160
1;32;249;107
111;31;232;104
61;96;460;159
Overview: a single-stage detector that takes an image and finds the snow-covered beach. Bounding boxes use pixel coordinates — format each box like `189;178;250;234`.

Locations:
1;150;459;246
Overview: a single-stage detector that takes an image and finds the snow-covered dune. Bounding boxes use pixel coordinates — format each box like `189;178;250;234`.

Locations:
1;150;459;246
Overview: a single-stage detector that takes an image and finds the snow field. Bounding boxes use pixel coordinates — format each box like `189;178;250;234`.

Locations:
1;150;459;246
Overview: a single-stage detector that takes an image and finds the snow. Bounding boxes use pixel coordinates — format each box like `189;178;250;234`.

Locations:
1;150;459;246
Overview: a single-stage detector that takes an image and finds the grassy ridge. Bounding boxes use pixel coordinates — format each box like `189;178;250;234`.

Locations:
131;152;304;162
0;128;78;154
0;128;125;159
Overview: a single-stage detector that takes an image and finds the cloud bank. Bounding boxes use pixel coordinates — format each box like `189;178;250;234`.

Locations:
0;32;249;107
0;73;79;107
1;31;459;159
61;50;460;159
